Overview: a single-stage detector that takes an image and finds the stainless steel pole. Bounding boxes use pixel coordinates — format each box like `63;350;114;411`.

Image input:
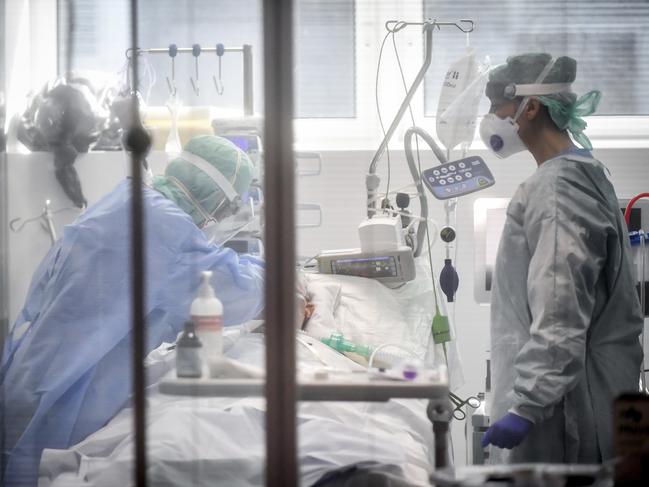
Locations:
243;44;254;116
0;152;5;477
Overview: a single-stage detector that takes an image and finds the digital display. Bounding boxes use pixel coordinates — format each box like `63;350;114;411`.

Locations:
331;256;398;278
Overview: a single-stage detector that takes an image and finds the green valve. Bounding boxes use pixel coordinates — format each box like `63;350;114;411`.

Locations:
432;311;451;344
321;332;373;358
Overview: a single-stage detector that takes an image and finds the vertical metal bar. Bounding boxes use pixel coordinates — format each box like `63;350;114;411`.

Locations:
0;152;7;479
55;0;61;75
1;1;8;476
65;0;74;79
0;0;7;339
263;0;297;486
128;1;148;486
641;232;647;391
433;422;449;469
243;44;254;115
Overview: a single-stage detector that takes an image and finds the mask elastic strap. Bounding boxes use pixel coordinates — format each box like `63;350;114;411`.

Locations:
181;150;238;203
513;57;556;122
511;82;572;97
167;175;215;224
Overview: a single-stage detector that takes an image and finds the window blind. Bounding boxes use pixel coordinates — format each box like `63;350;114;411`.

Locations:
58;0;355;118
423;0;649;115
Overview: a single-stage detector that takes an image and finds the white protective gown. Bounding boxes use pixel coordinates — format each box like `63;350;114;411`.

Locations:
489;153;643;463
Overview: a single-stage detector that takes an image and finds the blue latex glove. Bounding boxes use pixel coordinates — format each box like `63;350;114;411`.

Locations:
481;412;533;449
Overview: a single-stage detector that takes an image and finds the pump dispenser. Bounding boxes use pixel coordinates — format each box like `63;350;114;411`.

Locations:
191;271;223;369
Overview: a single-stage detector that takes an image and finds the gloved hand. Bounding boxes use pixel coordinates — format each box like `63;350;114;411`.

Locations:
481;412;533;449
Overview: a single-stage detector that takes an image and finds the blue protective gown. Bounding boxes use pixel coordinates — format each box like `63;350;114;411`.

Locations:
489;150;643;463
1;180;264;486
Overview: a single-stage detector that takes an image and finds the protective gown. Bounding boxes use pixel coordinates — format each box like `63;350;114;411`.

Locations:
0;180;264;486
490;152;643;463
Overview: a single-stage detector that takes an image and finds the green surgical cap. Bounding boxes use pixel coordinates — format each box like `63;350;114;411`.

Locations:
153;135;254;227
485;52;601;149
486;53;576;101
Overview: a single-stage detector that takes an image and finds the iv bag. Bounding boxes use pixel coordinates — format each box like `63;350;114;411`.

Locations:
436;49;489;153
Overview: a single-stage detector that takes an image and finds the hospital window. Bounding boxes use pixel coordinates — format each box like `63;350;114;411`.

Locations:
423;0;649;116
57;0;355;119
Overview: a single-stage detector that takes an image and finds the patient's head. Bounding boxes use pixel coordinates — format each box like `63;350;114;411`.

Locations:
295;271;315;330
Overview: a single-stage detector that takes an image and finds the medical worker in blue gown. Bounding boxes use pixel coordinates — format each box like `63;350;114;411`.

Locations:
1;135;264;486
479;53;643;463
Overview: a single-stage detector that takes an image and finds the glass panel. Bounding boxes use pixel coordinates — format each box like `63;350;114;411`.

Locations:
3;2;139;484
58;0;355;118
294;0;355;118
423;0;649;116
0;2;6;480
2;1;267;484
294;2;454;484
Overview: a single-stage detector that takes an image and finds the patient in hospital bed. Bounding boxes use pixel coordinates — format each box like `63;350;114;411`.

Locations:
37;263;460;487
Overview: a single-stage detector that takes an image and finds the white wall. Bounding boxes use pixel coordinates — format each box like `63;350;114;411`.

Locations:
6;151;168;326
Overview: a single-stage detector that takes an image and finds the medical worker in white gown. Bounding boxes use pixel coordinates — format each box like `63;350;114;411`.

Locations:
478;53;643;463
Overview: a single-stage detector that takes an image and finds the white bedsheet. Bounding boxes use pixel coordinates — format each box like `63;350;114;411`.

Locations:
38;333;435;487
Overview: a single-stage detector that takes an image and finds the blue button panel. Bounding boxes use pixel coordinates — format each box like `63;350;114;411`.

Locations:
421;156;495;200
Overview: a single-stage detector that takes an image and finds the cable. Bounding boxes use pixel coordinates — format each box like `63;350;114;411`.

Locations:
624;193;649;226
391;32;420;155
452;214;459;332
391;28;445;369
403;127;445;257
296;334;331;367
375;31;393;202
367;343;418;369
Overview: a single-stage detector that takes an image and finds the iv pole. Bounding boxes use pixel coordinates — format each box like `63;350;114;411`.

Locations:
366;19;474;218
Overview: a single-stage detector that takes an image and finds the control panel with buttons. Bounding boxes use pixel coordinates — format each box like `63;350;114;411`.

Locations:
421;155;495;200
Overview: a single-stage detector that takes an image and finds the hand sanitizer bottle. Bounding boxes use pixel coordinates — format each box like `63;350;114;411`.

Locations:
191;271;223;373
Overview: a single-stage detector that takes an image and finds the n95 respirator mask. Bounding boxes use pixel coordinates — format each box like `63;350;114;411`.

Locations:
479;112;527;159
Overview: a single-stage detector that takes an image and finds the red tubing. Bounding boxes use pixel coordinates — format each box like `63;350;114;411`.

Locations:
625;193;649;226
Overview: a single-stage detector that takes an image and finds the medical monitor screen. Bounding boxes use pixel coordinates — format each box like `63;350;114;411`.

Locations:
331;256;398;278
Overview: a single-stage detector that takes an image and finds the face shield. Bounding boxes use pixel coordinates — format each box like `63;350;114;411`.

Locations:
201;191;257;246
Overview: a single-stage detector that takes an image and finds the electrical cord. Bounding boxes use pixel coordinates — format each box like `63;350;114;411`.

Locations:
367;343;418;369
390;25;445;371
375;31;393;202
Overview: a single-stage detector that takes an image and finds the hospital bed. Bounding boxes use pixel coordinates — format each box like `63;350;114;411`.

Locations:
37;260;460;487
